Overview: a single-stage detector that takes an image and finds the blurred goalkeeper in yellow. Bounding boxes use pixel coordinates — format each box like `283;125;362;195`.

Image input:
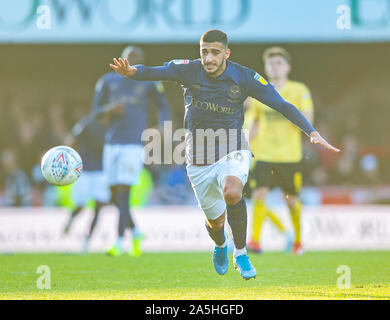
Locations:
245;47;314;255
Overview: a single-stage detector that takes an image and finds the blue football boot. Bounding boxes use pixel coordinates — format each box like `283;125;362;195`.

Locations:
213;245;229;275
233;254;257;280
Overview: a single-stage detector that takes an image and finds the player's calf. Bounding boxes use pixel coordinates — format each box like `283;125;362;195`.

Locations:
206;214;226;246
226;197;247;252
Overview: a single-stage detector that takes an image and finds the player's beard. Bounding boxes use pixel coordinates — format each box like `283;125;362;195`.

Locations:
204;59;225;77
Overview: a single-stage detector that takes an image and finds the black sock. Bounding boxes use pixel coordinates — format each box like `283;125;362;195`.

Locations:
227;197;247;250
116;187;135;237
71;207;83;219
205;222;226;246
65;207;82;231
87;202;103;240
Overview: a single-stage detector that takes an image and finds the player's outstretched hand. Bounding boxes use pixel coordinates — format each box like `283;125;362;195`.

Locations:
310;131;340;153
109;58;137;77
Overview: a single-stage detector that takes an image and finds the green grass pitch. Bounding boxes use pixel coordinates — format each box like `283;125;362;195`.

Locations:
0;251;389;300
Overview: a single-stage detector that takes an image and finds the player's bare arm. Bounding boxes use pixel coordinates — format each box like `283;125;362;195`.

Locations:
302;111;338;151
309;131;340;153
288;107;339;152
109;58;137;77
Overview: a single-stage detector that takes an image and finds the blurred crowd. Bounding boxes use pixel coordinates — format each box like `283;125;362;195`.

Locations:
0;91;388;207
0;96;196;207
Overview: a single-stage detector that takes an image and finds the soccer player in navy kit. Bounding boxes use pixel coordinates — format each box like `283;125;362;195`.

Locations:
110;30;339;279
94;46;171;256
63;114;110;252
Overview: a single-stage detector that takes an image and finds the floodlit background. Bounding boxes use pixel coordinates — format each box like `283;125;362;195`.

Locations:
0;0;389;252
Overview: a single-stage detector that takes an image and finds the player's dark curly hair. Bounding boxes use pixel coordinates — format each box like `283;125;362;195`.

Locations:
200;29;229;47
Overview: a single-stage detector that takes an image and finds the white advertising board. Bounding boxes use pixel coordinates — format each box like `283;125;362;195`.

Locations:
0;205;389;252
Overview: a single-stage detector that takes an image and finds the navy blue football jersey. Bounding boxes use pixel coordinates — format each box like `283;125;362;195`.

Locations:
132;59;315;165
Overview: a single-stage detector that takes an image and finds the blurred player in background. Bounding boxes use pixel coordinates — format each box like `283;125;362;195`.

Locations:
109;30;338;279
94;46;171;257
245;47;314;255
63;113;110;252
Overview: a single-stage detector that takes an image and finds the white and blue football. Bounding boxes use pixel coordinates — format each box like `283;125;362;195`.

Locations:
41;146;83;186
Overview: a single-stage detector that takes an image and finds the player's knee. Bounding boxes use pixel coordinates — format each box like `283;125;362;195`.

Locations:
223;186;242;206
222;176;243;205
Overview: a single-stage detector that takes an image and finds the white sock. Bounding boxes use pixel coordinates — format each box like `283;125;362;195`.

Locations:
216;238;227;249
233;247;247;258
